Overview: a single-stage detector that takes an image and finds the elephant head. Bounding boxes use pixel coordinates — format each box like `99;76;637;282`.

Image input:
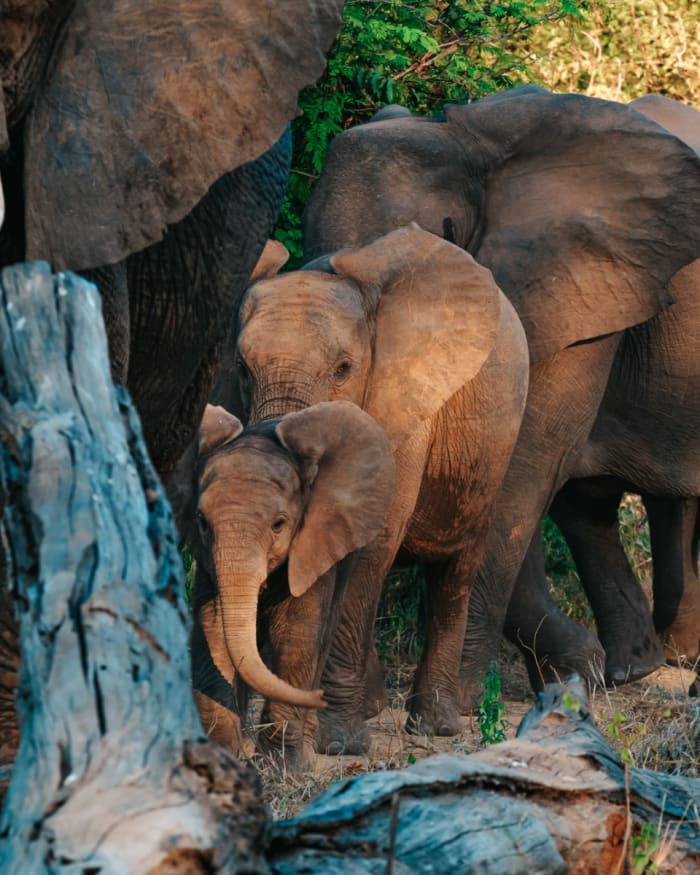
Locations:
302;86;700;363
194;400;396;707
235;224;506;448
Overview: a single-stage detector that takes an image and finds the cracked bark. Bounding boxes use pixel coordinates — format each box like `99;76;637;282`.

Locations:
0;263;267;874
267;682;700;874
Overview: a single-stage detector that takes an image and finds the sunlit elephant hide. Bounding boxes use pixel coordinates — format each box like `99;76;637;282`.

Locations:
299;85;700;701
189;226;530;765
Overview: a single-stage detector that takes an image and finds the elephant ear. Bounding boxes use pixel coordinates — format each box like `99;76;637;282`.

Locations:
198;405;243;455
249;240;290;284
330;225;502;449
22;0;343;270
446;88;700;362
276;401;396;597
630;95;700;157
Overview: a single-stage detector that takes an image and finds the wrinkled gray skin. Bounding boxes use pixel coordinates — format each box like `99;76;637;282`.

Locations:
511;94;700;688
301;86;700;708
194;225;530;762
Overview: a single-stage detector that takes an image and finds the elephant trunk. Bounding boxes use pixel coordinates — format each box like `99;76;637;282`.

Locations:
214;551;325;709
249;374;317;423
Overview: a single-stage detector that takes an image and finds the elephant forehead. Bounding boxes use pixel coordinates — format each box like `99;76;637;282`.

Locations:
239;275;369;356
241;273;366;325
199;444;302;511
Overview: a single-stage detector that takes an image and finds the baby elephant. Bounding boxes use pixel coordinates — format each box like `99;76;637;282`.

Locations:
193;226;530;765
190;400;396;763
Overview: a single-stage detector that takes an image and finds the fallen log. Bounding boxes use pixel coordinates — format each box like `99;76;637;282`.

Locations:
267;679;700;874
0;263;697;875
0;263;267;874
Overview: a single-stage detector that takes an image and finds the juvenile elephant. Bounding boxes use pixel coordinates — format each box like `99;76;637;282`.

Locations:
300;86;700;702
192;225;530;760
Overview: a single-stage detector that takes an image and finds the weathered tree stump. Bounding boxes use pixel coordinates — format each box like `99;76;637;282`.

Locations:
0;263;697;875
267;681;700;874
0;263;267;873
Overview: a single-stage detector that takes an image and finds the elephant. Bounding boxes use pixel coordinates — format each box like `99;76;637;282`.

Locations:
507;94;700;688
0;0;343;789
0;0;344;479
189;225;530;761
298;85;700;706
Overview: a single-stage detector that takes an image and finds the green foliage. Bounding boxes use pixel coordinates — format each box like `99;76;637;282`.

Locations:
608;708;648;765
541;516;594;625
375;564;425;669
477;660;507;745
275;0;583;264
182;546;195;606
631;821;660;874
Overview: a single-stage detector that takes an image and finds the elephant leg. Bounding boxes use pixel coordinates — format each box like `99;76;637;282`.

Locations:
645;495;700;665
407;554;471;736
80;262;130;385
314;550;385;757
551;478;663;685
261;566;344;767
363;645;387;719
459;337;619;707
504;532;606;691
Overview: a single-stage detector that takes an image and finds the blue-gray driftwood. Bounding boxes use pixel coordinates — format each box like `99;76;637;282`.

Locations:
267;683;699;873
0;263;267;874
0;263;697;875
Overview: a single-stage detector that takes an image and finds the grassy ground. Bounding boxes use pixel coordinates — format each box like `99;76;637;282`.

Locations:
245;495;699;820
186;494;698;819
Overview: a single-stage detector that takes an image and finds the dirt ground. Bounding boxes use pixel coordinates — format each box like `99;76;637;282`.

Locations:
248;645;698;820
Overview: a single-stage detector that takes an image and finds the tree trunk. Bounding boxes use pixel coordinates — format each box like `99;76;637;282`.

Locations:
266;680;700;874
0;263;267;874
0;262;697;875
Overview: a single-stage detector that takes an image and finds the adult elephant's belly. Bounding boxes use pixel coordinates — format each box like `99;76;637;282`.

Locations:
571;259;700;497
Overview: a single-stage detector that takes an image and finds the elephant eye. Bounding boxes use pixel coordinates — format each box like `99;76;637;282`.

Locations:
197;511;209;536
333;360;352;382
271;516;286;534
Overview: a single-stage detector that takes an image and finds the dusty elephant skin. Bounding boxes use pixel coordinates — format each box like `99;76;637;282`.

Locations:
537;96;700;680
0;0;344;479
191;226;530;764
301;86;700;699
0;0;344;800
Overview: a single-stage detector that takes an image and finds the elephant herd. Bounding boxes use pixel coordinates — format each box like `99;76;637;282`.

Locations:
179;87;700;767
1;7;699;773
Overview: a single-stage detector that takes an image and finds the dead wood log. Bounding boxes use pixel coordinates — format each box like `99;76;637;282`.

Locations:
267;680;700;874
0;263;267;874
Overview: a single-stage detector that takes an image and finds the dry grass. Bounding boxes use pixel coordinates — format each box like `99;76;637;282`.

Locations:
249;644;698;820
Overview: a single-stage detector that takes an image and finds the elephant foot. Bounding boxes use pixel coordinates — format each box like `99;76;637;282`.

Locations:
658;601;700;667
193;690;244;753
315;711;372;756
406;691;462;737
257;705;318;771
602;631;664;687
510;613;606;694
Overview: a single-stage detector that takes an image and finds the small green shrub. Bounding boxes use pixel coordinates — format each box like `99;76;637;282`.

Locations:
631;821;660;874
477;660;507;745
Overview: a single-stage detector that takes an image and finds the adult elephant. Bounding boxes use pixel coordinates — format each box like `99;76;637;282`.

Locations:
0;0;344;479
509;94;700;688
190;226;530;762
300;86;700;710
0;0;343;791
